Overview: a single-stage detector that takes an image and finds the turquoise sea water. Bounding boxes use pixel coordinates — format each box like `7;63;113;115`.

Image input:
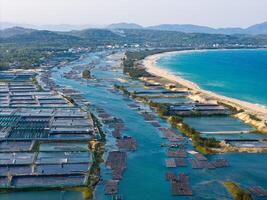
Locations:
50;52;267;200
3;51;267;199
157;49;267;106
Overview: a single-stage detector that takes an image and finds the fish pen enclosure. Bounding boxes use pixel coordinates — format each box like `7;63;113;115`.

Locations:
7;117;50;139
11;174;87;188
0;72;95;192
0;141;33;152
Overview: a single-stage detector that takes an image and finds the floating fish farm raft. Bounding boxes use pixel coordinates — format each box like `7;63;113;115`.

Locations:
0;72;95;190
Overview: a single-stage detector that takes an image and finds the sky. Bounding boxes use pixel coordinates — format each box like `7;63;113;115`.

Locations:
1;0;267;28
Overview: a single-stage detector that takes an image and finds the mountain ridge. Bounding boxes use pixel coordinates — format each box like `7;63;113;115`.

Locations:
1;21;267;35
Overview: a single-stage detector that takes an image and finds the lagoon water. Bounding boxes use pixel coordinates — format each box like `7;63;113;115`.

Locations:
3;51;267;200
51;52;267;200
156;49;267;106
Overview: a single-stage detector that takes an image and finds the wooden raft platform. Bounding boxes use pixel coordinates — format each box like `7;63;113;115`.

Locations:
190;159;228;169
104;180;118;195
211;159;228;168
139;111;155;121
165;172;176;181
106;151;127;180
193;153;207;161
189;159;215;169
175;158;187;167
165;158;176;168
248;186;267;197
166;149;187;158
159;128;184;142
171;173;193;196
117;136;136;151
165;158;187;168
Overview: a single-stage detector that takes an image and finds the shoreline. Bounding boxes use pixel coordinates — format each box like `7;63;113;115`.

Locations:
142;50;267;133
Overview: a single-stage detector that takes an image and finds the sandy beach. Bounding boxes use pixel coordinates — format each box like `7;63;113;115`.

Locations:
142;51;267;125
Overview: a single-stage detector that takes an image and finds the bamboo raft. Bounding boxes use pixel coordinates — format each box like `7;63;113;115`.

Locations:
211;159;228;168
248;186;267;197
104;180;118;195
190;159;228;169
159;128;184;142
106;151;127;180
171;173;193;196
140;112;155;121
165;158;176;168
193;153;207;161
166;149;187;158
166;172;176;181
175;158;187;167
189;159;215;169
117;136;136;151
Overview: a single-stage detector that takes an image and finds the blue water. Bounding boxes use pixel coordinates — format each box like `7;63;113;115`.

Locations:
157;49;267;106
51;52;267;200
4;51;266;199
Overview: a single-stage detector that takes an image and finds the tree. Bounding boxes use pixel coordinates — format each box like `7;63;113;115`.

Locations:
82;69;91;79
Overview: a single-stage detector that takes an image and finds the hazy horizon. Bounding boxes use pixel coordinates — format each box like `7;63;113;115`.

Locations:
1;0;267;28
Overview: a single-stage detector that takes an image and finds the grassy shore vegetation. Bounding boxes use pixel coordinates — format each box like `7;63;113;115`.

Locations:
123;49;181;79
86;113;106;199
31;76;44;92
223;181;252;200
113;84;130;96
63;95;76;106
0;43;80;70
148;102;169;117
167;115;220;154
248;113;262;122
91;112;106;142
88;140;104;186
136;94;221;154
114;84;220;154
218;101;240;113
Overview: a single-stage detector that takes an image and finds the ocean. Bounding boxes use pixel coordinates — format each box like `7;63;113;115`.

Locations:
156;49;267;107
